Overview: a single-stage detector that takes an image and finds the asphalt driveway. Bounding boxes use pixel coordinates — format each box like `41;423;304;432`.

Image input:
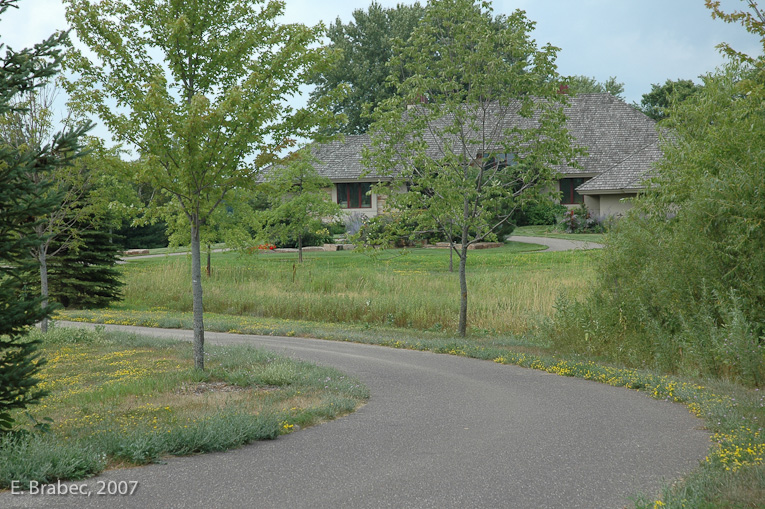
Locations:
3;323;709;509
507;235;604;252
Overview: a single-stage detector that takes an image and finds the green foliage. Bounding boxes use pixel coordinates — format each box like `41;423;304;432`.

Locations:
352;213;416;248
0;85;95;335
63;0;339;369
566;75;625;99
0;0;91;432
365;0;579;335
308;1;426;134
549;62;765;386
47;222;124;309
638;78;702;120
512;200;567;226
258;152;341;258
556;204;605;233
115;219;169;249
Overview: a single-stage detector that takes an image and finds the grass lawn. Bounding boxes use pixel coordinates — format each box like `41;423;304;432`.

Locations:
0;326;368;489
124;242;227;256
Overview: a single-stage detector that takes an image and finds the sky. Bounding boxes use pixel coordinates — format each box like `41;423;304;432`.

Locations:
1;0;762;140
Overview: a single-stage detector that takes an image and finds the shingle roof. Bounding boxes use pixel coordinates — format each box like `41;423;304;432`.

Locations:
560;94;659;176
577;143;662;193
304;93;660;191
307;134;385;181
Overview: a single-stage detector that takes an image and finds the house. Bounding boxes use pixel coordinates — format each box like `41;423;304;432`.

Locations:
305;94;661;218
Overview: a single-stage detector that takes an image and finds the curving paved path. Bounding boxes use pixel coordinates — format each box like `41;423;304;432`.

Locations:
507;235;603;252
4;323;709;509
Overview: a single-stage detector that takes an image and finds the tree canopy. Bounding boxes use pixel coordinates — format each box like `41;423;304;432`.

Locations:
565;75;625;99
638;78;702;120
0;0;89;431
548;1;765;386
258;152;340;262
0;86;95;332
308;1;425;135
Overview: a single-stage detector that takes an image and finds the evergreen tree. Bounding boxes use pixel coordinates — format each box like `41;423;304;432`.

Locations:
47;218;124;309
0;0;89;431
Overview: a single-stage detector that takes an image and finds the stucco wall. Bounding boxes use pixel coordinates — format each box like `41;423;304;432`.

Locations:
583;195;600;215
598;194;636;217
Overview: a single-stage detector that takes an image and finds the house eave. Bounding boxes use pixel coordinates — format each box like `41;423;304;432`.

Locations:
329;176;393;183
577;187;644;196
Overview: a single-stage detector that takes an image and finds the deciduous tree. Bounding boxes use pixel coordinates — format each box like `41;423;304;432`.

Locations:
638;79;702;120
259;152;340;263
547;1;765;385
63;0;337;370
0;87;93;332
566;75;625;99
365;0;577;337
308;1;425;135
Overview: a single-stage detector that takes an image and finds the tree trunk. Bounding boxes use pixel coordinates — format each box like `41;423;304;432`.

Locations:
298;233;303;263
191;220;205;370
39;246;49;334
457;224;470;337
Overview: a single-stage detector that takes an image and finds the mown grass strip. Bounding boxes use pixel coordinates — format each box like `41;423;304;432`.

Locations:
0;325;368;490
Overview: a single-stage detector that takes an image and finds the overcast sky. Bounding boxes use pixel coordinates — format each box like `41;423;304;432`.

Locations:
2;0;762;137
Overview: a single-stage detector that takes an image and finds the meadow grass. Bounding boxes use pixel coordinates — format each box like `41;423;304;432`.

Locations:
116;243;596;334
0;325;368;489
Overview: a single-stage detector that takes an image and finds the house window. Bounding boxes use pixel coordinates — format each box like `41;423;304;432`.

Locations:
480;152;516;168
559;177;589;204
337;182;372;208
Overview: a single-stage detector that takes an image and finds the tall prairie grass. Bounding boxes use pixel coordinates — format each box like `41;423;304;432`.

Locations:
119;246;596;334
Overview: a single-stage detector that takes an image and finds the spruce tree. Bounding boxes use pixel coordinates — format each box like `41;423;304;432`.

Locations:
48;219;124;309
0;0;89;431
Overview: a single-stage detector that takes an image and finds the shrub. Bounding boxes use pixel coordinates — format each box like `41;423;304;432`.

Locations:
513;201;567;226
328;220;346;236
556;204;605;233
343;212;367;236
